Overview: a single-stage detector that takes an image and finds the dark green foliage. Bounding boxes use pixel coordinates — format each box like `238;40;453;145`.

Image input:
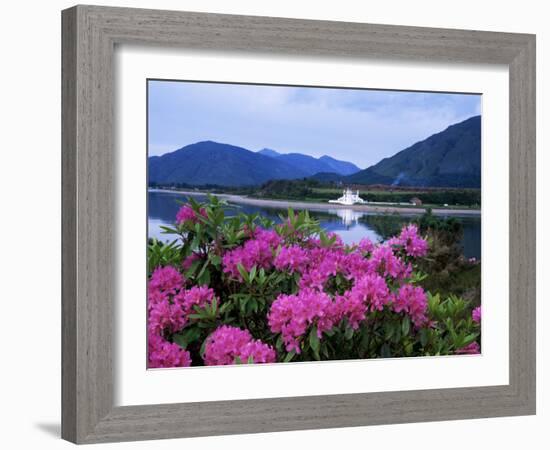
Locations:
414;209;481;306
252;178;480;207
254;178;321;199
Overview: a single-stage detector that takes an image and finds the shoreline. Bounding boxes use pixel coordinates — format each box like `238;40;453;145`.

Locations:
149;188;481;217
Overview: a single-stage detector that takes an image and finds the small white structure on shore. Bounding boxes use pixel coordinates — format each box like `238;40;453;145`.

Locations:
329;188;365;206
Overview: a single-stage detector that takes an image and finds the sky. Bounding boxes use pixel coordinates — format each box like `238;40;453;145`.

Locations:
148;80;481;169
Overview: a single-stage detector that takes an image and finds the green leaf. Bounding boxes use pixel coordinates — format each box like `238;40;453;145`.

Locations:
159;225;179;235
185;259;202;278
199;337;208;358
283;350;296;363
237;263;249;283
249;265;257;283
344;326;354;341
275;334;284;351
309;327;321;352
309;327;321;360
462;333;478;347
420;328;429;347
381;343;392;358
173;328;202;349
401;316;411;336
197;267;210;286
209;254;221;266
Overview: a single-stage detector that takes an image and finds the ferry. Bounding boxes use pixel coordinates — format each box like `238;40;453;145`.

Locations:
328;188;365;206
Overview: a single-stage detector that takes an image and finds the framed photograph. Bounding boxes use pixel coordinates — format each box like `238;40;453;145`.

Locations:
62;5;536;444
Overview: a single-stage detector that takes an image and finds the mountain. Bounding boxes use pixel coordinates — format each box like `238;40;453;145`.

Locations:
257;148;281;158
309;172;347;183
319;155;361;176
148;141;309;186
346;115;481;188
259;150;361;176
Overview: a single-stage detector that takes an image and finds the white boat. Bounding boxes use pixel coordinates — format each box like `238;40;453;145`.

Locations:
328;188;365;205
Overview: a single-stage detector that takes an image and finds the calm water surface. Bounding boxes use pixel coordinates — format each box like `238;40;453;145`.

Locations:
148;191;481;259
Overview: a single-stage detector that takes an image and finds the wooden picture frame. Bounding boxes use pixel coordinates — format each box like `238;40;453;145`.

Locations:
62;5;536;444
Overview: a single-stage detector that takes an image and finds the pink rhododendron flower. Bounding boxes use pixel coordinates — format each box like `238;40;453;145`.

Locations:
147;288;169;311
149;265;183;295
351;273;390;312
222;228;281;280
268;289;337;353
204;325;276;365
369;245;412;280
333;274;390;329
174;285;216;316
253;227;282;249
297;246;351;291
274;245;309;273
455;341;481;355
176;204;207;225
385;236;402;247
333;292;366;330
341;252;371;281
240;340;277;364
397;224;429;257
148;333;192;368
148;299;187;336
472;306;481;324
392;284;428;327
357;237;375;254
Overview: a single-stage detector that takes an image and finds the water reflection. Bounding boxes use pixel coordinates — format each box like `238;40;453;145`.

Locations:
147;191;481;259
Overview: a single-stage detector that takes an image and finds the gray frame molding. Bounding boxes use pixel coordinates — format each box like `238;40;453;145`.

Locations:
62;5;536;444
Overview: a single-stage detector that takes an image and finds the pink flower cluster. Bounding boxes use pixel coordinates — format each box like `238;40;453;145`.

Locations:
395;224;429;257
176;204;207;225
369;245;412;279
149;265;183;295
274;245;309;273
268;289;337;353
148;266;187;336
148;334;192;368
222;228;282;280
357;237;375;254
204;325;276;365
148;215;437;367
472;306;481;324
147;265;217;368
335;273;390;329
174;285;216;316
455;341;481;355
392;284;429;327
262;227;430;349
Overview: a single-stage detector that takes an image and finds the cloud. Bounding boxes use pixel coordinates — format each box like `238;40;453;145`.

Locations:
148;80;481;168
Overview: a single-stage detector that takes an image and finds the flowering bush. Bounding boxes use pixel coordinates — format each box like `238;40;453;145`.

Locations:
147;195;481;368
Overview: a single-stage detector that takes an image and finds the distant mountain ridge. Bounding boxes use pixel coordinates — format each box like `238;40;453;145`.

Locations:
148;116;481;188
345;115;481;188
149;141;309;186
149;142;361;186
259;149;361;176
